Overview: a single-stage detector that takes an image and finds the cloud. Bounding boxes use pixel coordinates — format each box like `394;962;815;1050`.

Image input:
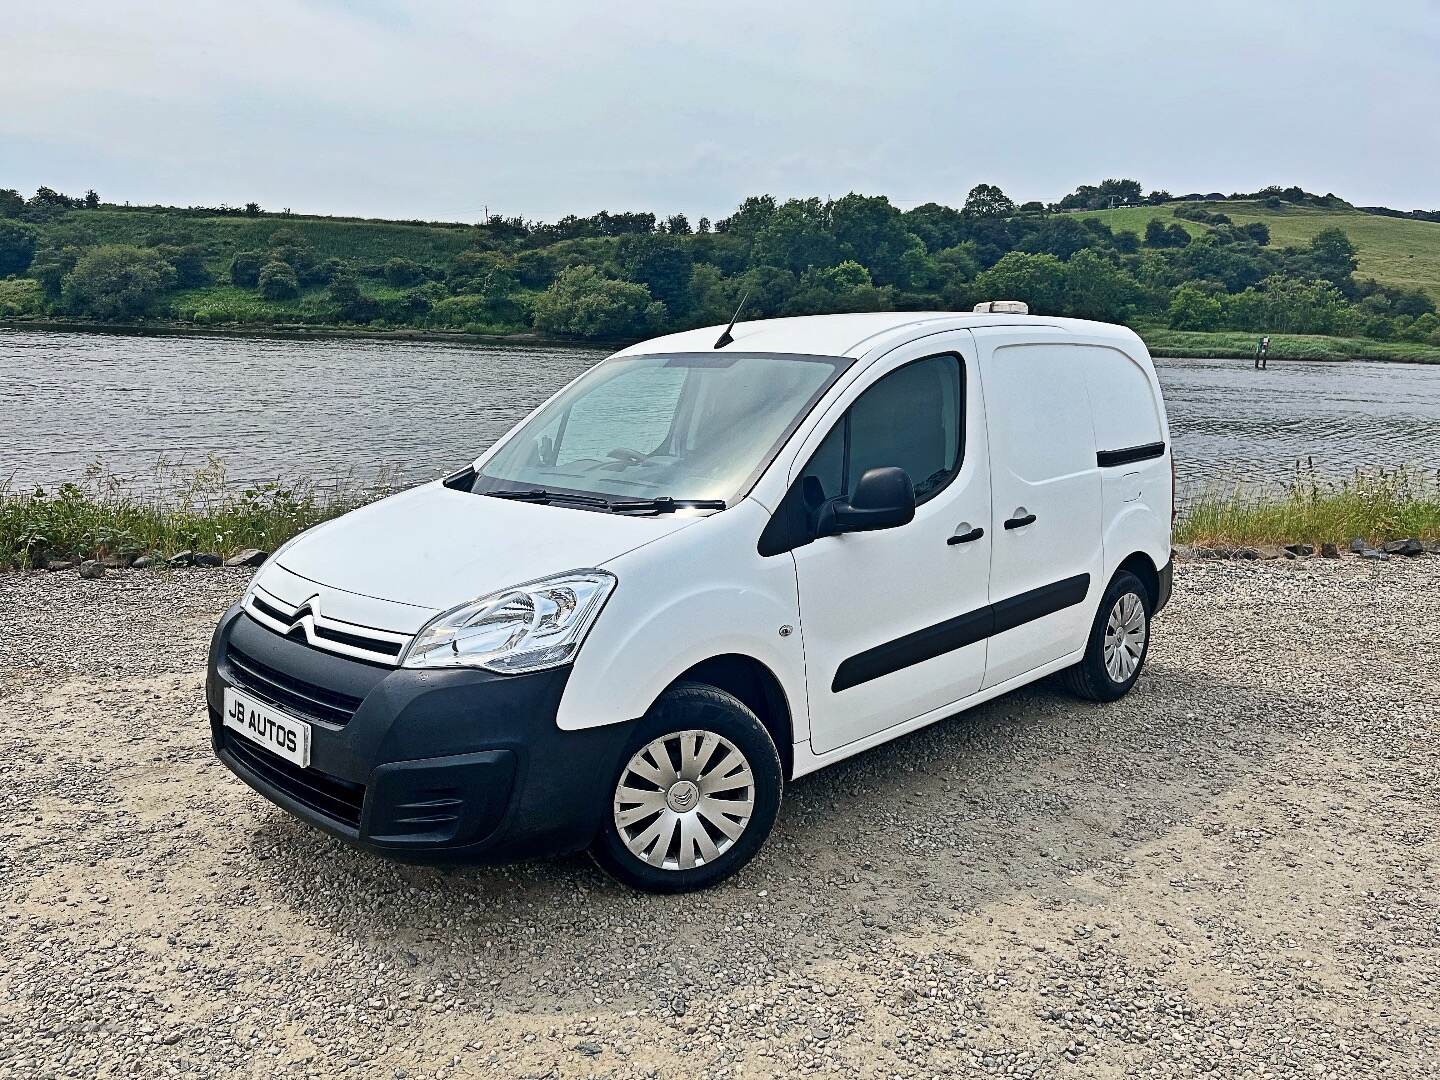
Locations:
3;0;1437;219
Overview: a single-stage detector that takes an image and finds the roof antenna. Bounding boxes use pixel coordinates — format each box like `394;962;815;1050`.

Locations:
713;289;751;349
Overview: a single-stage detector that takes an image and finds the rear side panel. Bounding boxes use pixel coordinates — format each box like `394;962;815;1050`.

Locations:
1077;340;1173;595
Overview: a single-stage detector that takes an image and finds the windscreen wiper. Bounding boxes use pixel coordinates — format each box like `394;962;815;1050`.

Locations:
607;497;728;514
482;487;613;508
482;488;724;514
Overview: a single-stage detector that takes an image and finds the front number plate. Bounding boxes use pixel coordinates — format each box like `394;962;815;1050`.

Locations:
222;687;311;768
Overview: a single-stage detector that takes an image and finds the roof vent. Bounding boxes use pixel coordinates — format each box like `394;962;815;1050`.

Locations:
973;300;1029;315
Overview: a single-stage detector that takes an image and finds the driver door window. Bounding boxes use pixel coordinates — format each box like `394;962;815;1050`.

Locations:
799;353;963;506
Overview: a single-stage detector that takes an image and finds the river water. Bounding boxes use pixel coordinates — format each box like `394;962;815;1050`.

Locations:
2;328;1437;498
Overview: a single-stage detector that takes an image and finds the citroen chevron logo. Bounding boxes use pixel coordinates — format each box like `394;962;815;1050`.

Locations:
285;596;320;636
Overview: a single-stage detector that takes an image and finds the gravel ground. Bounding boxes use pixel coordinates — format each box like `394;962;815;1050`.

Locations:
1;559;1437;1080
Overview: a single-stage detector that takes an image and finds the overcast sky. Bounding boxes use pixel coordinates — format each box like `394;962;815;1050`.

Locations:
4;0;1438;223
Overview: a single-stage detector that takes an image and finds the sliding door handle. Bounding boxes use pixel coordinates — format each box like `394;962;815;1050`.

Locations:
1004;512;1037;530
947;526;985;546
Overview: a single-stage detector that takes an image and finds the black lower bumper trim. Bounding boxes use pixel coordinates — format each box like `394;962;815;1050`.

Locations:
207;603;639;864
223;730;365;829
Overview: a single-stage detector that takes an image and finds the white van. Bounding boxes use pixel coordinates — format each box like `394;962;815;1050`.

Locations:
208;309;1173;892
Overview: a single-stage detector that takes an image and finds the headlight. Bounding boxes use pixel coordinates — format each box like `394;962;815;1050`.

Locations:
242;531;309;604
400;570;617;673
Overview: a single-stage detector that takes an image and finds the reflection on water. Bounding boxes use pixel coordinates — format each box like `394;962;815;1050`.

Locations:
2;329;1438;496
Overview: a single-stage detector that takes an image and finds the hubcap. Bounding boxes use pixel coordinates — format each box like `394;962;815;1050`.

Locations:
613;730;755;871
1103;592;1147;683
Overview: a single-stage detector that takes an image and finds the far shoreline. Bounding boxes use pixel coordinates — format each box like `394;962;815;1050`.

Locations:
4;315;1440;366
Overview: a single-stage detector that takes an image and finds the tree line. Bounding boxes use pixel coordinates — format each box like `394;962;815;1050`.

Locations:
1;180;1437;347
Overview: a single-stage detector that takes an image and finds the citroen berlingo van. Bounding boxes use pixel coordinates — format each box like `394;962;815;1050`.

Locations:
208;307;1173;892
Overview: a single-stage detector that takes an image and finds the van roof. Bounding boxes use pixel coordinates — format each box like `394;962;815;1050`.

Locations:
613;312;1143;360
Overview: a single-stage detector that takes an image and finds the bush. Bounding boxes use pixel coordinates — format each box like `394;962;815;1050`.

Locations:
161;244;213;288
383;257;426;287
1144;220;1191;248
1167;282;1224;331
1062;250;1139;322
0;220;38;276
531;265;664;340
376;290;432;322
229;251;264;287
61;245;177;318
328;277;379;323
1222;275;1354;335
257;260;300;301
0;277;43;315
428;292;529;330
1241;221;1271;246
972;252;1067;313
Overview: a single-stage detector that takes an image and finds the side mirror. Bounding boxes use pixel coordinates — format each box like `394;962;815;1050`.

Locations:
816;467;916;537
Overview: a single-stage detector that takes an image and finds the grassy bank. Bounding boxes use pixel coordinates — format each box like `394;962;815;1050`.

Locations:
0;459;389;569
1;314;605;349
5;461;1438;570
1175;468;1440;549
1140;329;1440;364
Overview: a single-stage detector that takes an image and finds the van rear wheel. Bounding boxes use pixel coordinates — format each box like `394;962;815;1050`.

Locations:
1062;570;1151;702
590;682;782;893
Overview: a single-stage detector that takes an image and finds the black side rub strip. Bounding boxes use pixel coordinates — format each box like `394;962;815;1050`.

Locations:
1096;441;1165;468
992;573;1090;635
831;573;1091;692
832;610;993;694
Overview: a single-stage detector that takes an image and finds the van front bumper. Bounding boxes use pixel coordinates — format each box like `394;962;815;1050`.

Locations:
206;605;635;864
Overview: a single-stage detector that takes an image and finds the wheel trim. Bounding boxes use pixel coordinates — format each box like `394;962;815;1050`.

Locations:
1103;592;1147;683
613;730;755;871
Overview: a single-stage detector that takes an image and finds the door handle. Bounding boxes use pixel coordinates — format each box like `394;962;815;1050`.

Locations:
947;526;984;546
1004;512;1037;530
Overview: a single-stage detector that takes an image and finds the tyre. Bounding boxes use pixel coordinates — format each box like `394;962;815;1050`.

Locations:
1062;570;1152;702
590;682;783;894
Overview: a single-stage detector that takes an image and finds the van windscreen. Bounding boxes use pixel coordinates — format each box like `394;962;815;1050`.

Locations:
471;351;850;509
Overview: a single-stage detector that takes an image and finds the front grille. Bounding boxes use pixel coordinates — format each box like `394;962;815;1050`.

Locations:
224;730;365;829
226;644;364;727
243;585;409;666
252;593;404;659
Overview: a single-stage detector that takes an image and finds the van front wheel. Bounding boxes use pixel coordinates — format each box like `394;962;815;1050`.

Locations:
591;682;782;893
1062;570;1151;702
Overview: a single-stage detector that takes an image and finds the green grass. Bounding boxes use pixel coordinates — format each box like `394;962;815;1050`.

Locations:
1175;467;1440;549
54;208;478;265
1140;329;1440;364
165;280;445;326
168;283;339;325
0;458;392;569
1077;200;1440;304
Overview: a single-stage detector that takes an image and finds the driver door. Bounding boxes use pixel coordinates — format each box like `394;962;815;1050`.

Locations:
788;334;993;755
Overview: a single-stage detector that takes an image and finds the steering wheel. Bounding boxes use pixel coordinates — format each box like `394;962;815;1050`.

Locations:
607;447;649;466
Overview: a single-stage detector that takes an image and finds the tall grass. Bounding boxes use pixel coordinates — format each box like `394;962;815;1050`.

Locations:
1176;466;1440;548
4;458;1437;570
0;458;394;569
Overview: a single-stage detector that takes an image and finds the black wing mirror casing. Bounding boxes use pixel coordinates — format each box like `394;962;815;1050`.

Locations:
815;466;916;537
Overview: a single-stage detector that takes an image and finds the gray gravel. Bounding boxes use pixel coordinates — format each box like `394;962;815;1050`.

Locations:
1;558;1438;1079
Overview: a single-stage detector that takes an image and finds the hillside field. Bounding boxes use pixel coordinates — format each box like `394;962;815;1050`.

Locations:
1077;201;1440;304
45;209;478;266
